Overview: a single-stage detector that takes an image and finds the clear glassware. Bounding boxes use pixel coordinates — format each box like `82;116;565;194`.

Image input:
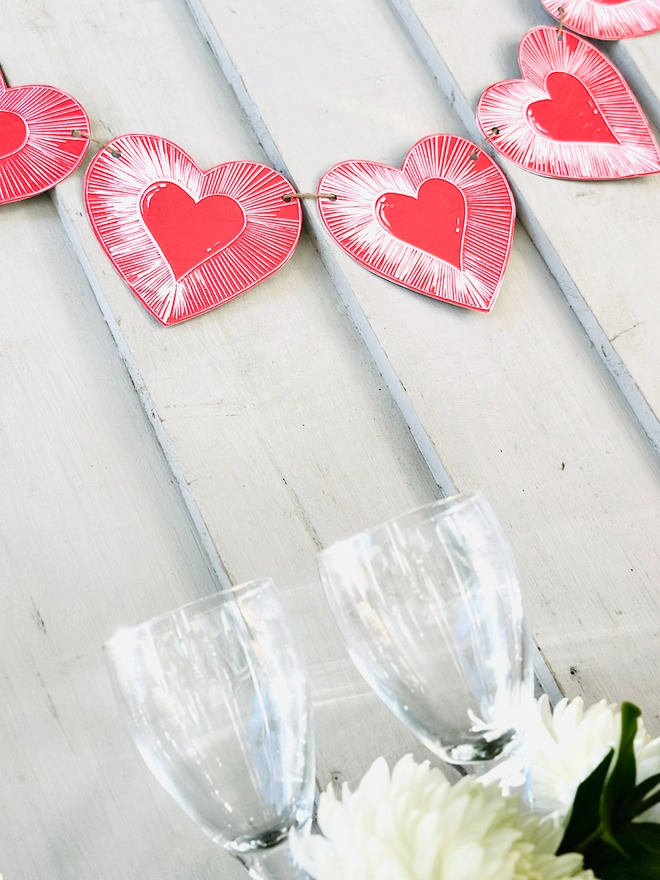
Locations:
105;579;314;880
316;492;534;779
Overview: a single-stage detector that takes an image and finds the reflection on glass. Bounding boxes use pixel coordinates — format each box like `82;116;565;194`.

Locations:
316;492;534;772
106;579;314;879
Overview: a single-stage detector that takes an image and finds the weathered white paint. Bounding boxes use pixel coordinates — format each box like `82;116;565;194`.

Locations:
187;0;660;719
1;0;446;793
0;196;243;878
610;32;660;131
388;0;660;432
2;0;660;877
386;0;660;461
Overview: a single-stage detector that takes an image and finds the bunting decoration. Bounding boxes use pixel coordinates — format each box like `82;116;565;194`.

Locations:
541;0;660;41
83;135;302;325
316;135;515;313
477;27;660;180
0;71;89;205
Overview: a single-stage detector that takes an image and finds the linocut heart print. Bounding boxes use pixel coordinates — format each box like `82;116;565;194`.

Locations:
477;27;660;180
317;135;515;313
84;135;302;325
542;0;660;40
0;71;89;204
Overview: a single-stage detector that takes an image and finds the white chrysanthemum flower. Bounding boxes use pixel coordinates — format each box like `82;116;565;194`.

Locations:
292;755;594;880
529;694;660;822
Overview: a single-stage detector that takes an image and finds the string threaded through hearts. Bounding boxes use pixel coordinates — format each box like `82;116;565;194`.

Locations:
557;6;566;41
469;128;500;160
72;129;121;159
282;192;337;202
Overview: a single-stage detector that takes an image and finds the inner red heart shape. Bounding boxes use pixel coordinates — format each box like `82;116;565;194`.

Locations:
376;178;466;269
527;72;619;144
140;182;245;281
0;110;28;159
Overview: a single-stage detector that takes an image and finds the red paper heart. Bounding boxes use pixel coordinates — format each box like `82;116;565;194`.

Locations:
84;135;302;325
477;28;660;180
376;178;466;269
0;72;89;204
541;0;660;39
318;135;515;313
0;111;28;158
527;73;618;144
140;183;246;280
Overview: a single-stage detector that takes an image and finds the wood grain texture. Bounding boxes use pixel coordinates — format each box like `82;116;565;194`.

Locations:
4;0;660;876
0;196;243;879
0;0;444;799
189;0;660;723
390;0;660;438
610;33;660;133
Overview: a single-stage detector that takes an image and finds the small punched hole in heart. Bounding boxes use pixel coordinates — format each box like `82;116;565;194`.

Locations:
140;181;246;281
376;178;466;270
0;110;28;159
470;127;500;160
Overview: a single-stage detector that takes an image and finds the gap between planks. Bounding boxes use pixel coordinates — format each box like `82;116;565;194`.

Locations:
608;44;660;132
53;191;233;596
183;0;564;707
386;0;660;462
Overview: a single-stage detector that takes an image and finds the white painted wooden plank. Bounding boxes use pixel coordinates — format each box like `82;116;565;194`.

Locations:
609;34;660;132
0;0;444;791
188;0;660;724
0;196;243;879
387;0;660;442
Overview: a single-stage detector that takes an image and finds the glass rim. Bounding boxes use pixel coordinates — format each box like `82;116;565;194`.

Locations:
316;491;486;562
104;577;276;649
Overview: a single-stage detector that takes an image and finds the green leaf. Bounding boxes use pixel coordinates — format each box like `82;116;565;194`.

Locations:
626;823;660;854
637;788;660;817
619;771;660;823
600;702;642;851
558;748;613;855
584;825;660;880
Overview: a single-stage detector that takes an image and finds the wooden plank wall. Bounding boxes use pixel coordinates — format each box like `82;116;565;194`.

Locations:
1;0;660;877
0;196;241;878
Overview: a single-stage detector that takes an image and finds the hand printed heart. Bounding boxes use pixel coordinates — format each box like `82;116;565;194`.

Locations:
317;135;515;313
477;27;660;180
0;71;89;204
541;0;660;40
84;135;302;325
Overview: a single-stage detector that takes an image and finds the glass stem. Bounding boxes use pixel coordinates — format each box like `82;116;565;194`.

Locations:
237;840;310;880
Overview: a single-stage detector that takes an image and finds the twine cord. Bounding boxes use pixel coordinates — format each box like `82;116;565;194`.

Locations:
469;127;500;160
71;129;122;159
282;192;337;202
557;6;566;41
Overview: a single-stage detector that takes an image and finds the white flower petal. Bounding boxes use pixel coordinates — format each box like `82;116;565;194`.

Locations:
528;695;660;824
298;755;591;880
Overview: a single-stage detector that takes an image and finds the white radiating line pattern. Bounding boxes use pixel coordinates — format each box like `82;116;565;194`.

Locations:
83;135;302;325
477;27;660;180
0;76;89;204
543;0;660;40
318;135;515;313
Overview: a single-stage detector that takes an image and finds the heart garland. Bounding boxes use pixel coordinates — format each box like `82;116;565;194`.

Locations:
317;135;515;313
3;33;659;322
477;27;660;180
541;0;660;40
0;71;89;204
83;135;302;325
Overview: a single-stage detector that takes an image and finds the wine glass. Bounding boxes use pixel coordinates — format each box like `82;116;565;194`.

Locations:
316;492;534;782
105;579;314;880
